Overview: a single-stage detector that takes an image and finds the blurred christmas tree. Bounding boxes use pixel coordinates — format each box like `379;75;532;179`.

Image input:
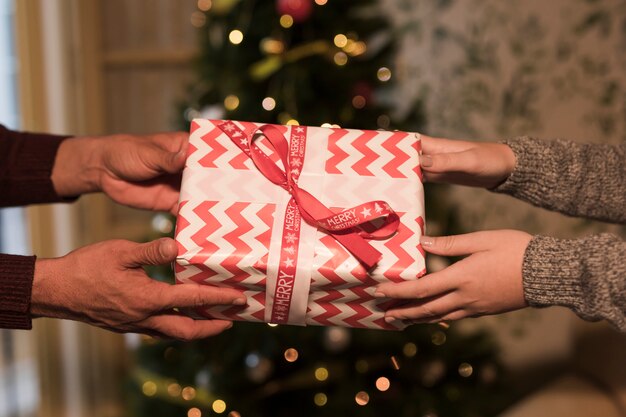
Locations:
129;1;509;416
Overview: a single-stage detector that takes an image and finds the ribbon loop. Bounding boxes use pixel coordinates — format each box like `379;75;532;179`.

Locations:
218;121;399;269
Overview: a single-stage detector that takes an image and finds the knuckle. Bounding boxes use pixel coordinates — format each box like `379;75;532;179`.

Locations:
437;236;456;252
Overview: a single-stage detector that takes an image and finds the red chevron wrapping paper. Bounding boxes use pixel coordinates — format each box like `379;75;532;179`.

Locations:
175;119;426;330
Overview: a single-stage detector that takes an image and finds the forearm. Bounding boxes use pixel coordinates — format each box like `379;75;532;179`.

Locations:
493;137;626;223
523;234;626;331
0;254;36;329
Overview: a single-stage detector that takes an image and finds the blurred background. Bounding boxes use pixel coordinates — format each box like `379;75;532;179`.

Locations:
0;0;625;416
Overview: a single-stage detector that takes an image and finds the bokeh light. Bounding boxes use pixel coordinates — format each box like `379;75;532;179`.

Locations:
355;391;370;406
229;30;244;45
212;399;227;413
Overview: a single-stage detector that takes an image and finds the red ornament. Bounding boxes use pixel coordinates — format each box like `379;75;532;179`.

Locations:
276;0;313;23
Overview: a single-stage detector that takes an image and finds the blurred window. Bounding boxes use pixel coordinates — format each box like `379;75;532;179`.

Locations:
0;1;40;416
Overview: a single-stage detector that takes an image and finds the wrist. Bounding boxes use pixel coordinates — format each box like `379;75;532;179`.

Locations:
51;136;106;197
31;258;64;318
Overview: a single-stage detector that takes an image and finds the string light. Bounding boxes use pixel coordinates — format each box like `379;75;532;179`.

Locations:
190;11;207;27
376;377;391;392
458;363;473;377
321;123;333;127
181;386;196;401
438;322;450;329
403;342;418;357
334;52;348;66
377;67;392;82
228;412;241;417
377;114;390;129
229;30;244;45
280;15;294;28
167;383;182;397
314;393;328;406
212;400;227;413
284;348;299;362
188;408;202;417
260;38;285;54
314;0;328;4
262;97;276;111
224;95;240;111
334;34;348;48
152;213;174;234
278;112;292;125
267;323;278;327
314;367;329;381
348;41;367;56
142;381;157;397
286;119;299;126
431;331;447;346
352;95;366;109
197;0;212;11
355;391;370;406
390;356;400;370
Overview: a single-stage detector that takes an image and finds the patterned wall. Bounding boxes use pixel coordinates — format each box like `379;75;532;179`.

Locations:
390;0;626;237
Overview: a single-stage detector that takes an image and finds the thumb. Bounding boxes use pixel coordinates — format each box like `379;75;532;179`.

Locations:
125;238;178;267
143;144;186;175
420;232;493;256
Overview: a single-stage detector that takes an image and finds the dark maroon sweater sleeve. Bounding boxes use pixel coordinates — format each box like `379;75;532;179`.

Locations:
0;124;70;207
0;124;70;329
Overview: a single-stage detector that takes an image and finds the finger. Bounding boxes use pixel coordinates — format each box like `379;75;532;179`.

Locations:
420;135;475;156
123;238;177;267
375;273;456;300
152;283;247;310
409;309;468;324
420;232;496;256
144;315;233;341
384;293;461;323
420;149;479;176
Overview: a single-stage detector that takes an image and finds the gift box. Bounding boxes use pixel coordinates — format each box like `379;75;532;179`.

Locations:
175;119;426;330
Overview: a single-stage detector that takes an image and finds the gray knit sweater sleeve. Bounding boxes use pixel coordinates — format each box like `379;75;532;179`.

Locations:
492;137;626;331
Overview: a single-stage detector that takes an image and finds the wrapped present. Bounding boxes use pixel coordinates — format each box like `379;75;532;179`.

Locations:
175;119;426;330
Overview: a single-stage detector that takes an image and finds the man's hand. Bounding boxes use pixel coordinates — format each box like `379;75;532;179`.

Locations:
419;135;516;189
375;230;532;324
32;238;246;340
51;132;188;214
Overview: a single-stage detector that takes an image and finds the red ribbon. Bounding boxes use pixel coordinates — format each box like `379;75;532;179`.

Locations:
218;121;399;269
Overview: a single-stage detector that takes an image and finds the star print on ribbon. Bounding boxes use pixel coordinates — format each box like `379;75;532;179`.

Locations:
217;121;400;269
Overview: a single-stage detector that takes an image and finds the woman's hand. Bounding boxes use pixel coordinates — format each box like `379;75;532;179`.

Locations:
375;230;532;324
419;135;516;189
51;132;188;214
32;238;246;340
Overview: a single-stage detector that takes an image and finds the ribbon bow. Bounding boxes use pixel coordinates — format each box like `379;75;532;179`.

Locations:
218;122;399;269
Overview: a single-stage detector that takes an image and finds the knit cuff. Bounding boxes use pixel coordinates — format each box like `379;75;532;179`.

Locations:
491;136;556;200
522;235;585;310
0;254;35;330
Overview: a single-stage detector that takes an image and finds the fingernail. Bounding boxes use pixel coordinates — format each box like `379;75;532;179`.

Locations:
172;149;186;163
225;322;233;329
420;236;434;246
420;155;433;168
233;298;247;306
374;291;386;298
384;316;396;324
